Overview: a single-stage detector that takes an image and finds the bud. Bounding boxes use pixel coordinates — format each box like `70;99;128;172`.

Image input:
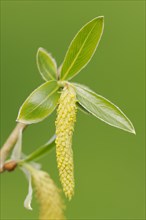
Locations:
55;84;77;200
3;161;17;172
29;166;65;220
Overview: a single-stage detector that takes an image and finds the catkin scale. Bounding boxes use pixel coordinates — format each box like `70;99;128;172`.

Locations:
55;85;77;200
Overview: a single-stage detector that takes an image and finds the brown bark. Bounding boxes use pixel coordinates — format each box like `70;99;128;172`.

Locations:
0;122;27;172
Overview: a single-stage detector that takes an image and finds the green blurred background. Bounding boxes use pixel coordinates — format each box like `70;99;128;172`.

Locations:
1;1;145;219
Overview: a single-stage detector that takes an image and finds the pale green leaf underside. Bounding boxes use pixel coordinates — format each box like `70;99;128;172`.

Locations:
37;48;57;81
60;16;104;81
17;80;60;124
73;83;135;134
21;167;33;211
77;102;90;115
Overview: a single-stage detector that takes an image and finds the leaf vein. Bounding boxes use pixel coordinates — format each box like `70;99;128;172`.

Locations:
20;86;59;118
62;22;97;80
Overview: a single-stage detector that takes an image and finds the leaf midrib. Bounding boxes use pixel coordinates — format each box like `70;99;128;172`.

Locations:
39;51;56;80
76;88;126;122
42;63;55;80
62;22;97;80
21;86;59;118
76;85;134;132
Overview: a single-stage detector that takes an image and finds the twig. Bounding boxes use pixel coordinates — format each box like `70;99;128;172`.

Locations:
0;122;27;172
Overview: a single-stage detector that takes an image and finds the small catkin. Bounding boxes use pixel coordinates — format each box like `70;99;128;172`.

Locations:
30;167;65;220
55;85;77;200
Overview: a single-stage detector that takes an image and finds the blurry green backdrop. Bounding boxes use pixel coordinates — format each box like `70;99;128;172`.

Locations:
1;1;145;219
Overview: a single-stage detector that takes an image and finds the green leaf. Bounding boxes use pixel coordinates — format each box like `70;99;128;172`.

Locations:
37;47;57;81
77;102;90;115
73;83;135;134
17;80;60;124
20;135;56;163
60;16;104;81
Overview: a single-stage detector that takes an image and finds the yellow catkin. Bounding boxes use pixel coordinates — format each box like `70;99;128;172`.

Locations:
29;166;65;220
55;84;77;200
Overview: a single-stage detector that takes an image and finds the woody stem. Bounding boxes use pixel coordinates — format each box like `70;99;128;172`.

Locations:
0;122;27;172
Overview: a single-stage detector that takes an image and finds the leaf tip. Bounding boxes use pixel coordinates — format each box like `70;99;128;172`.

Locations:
131;127;136;135
37;47;45;53
125;123;136;135
94;16;104;23
37;47;47;57
99;16;104;31
126;120;136;135
93;16;104;36
98;15;104;20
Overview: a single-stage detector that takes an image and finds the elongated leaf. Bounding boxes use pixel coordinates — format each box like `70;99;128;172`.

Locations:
17;80;60;124
37;48;57;81
73;83;135;134
21;135;56;163
60;16;104;80
77;102;90;115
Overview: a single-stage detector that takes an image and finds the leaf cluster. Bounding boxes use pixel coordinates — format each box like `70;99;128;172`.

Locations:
1;16;136;220
17;16;135;134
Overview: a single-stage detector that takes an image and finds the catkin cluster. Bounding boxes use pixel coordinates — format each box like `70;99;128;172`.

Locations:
55;85;77;200
30;167;65;220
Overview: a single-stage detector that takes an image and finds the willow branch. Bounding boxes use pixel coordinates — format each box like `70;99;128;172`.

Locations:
0;122;27;172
